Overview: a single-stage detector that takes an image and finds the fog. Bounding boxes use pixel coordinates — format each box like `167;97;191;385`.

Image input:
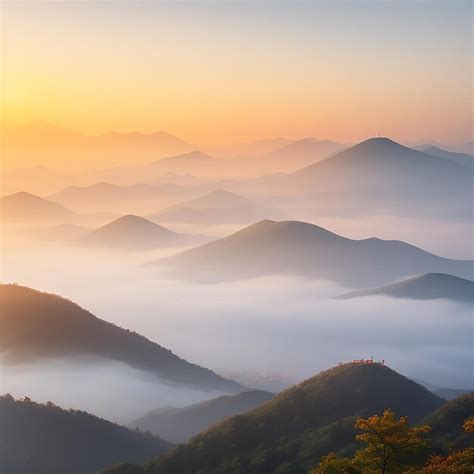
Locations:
0;357;226;424
1;242;472;424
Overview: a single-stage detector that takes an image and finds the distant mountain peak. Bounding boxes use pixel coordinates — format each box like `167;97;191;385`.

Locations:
132;361;443;474
350;136;406;151
91;214;170;233
336;272;474;303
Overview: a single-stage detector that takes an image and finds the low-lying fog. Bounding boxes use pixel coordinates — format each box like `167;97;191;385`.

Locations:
1;244;472;423
0;357;225;423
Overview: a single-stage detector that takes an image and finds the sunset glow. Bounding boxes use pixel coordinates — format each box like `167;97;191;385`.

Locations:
1;1;472;147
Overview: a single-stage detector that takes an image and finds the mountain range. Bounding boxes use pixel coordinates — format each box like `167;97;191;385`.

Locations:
2;121;192;152
149;190;272;226
419;145;474;168
288;137;470;193
159;219;473;287
246;138;473;219
107;363;444;474
0;284;241;392
129;390;273;443
336;273;474;304
82;215;197;249
261;138;345;172
0;192;77;224
48;182;194;212
0;394;171;474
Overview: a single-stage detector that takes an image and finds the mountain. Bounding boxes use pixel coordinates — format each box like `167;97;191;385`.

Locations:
159;220;473;287
129;390;273;443
421;392;474;453
289;137;470;192
108;363;444;474
264;138;345;171
49;182;191;211
421;145;473;168
336;273;474;304
206;137;293;158
432;388;472;401
146;151;224;178
0;191;77;224
1;121;192;152
1;121;194;168
0;284;242;392
0;394;170;474
251;138;472;218
83;215;195;249
150;190;270;226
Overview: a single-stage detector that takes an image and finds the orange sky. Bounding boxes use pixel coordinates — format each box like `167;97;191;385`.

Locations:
1;1;472;146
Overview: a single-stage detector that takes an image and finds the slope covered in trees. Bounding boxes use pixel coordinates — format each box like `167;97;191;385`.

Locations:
106;363;443;474
129;390;273;443
0;284;241;392
0;395;170;474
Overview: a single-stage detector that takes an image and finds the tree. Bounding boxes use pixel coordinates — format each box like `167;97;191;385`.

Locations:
415;416;474;473
310;452;359;473
311;410;430;474
353;410;430;473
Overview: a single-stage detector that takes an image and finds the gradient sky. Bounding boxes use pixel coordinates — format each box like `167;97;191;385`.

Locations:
1;1;472;145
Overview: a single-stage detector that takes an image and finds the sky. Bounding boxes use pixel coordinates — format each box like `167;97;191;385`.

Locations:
1;0;472;145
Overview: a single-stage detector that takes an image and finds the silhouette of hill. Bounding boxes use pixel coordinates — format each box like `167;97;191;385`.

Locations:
150;190;269;225
432;388;472;401
129;390;273;443
160;220;473;287
206;137;293;158
0;284;242;392
336;273;474;304
146;151;223;177
289;137;469;191
83;215;195;249
250;138;472;218
110;363;443;474
0;394;170;474
1;121;194;168
2;121;192;152
265;138;345;171
422;392;474;453
422;145;474;168
49;182;190;210
0;191;77;224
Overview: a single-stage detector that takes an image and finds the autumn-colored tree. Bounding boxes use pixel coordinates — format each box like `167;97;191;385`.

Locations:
414;416;474;473
310;452;359;473
353;410;430;473
463;417;474;434
311;410;430;474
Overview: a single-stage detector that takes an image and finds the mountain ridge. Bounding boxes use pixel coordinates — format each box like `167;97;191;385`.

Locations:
336;272;474;303
0;283;242;392
110;363;444;474
0;394;171;474
159;219;473;287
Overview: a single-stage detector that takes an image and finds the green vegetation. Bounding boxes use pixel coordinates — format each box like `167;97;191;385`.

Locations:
0;283;241;391
311;409;474;473
105;363;443;474
0;394;170;474
311;410;431;473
